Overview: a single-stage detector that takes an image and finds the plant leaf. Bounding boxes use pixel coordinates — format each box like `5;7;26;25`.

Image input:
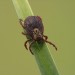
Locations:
12;0;59;75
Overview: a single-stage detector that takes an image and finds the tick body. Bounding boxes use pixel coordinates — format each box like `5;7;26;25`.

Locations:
19;16;57;54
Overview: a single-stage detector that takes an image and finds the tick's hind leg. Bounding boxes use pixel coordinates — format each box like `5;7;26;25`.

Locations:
24;39;32;50
19;19;25;29
44;40;57;50
29;40;35;55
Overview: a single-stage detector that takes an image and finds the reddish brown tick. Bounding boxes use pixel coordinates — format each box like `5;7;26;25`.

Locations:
19;16;57;54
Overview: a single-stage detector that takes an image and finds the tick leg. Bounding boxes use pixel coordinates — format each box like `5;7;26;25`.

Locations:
22;32;28;35
24;39;32;50
29;40;35;55
43;35;48;40
19;19;25;29
44;40;57;50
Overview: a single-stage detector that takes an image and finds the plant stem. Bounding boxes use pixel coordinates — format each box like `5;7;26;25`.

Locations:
12;0;59;75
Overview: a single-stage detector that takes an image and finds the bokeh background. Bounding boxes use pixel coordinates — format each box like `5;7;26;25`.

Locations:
0;0;75;75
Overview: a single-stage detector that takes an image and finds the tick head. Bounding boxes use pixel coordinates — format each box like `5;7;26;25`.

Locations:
33;28;43;40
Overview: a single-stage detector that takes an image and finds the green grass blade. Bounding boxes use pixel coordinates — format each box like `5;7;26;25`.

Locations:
32;42;59;75
12;0;33;19
12;0;59;75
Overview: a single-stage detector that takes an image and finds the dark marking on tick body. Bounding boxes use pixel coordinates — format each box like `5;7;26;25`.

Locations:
19;16;57;54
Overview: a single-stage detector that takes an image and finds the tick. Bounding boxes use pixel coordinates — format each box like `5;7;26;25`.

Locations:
19;16;57;54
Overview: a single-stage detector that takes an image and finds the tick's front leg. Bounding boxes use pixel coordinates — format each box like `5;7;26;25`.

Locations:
43;35;48;40
29;40;35;55
22;32;28;35
44;40;57;50
24;39;32;50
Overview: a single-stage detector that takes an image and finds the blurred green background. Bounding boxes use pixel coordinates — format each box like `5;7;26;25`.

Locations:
0;0;75;75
